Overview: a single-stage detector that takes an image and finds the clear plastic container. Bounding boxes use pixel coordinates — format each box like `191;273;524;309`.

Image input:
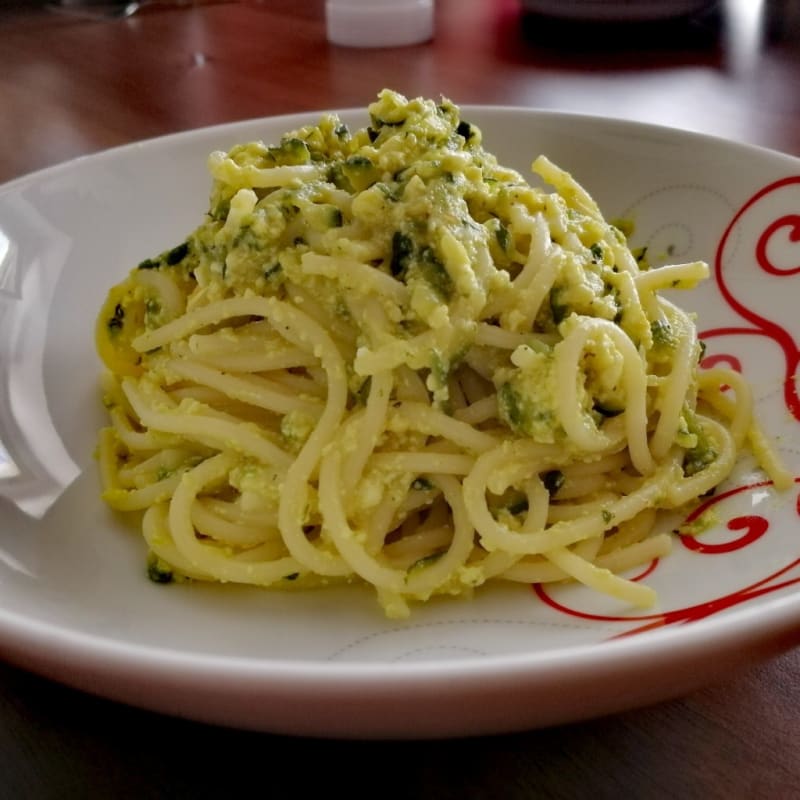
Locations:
326;0;434;48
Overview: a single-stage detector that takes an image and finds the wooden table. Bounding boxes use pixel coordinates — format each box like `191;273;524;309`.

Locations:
2;0;800;794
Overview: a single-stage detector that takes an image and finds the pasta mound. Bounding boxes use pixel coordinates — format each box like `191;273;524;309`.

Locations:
95;89;778;618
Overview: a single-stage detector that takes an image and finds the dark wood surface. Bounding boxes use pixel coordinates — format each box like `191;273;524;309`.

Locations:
2;0;800;795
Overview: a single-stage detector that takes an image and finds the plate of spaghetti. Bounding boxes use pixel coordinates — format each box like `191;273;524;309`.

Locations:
1;91;799;738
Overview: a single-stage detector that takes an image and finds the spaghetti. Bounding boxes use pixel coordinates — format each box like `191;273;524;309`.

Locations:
95;90;789;617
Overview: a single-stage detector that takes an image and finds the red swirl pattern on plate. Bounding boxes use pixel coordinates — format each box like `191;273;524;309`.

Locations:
533;177;800;634
678;484;771;554
755;214;800;276
532;480;800;638
699;352;742;374
714;176;800;420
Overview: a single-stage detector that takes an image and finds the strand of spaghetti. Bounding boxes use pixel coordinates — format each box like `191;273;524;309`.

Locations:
208;152;321;187
504;201;539;263
132;295;326;354
510;197;539;230
472;439;568;494
319;440;474;601
697;367;752;449
532;155;601;219
97;428;122;491
607;229;642;277
394;364;430;402
462;438;568;546
343;294;396;355
353;329;438;376
453;395;497;426
388;490;440;539
100;369;131;411
387;402;499;453
666;415;736;506
473;324;536;350
472;235;504;295
595;532;672;573
404;473;476;595
185;319;276;351
552;472;609;501
383;525;453;568
635;260;709;293
410;499;449;539
342;372;394;496
462;347;500;382
546;492;619;523
268;369;327;398
511;212;549;289
142;504;215;581
165;359;324;417
187;345;318;374
543;546;656;607
368;480;441;555
227;540;290;562
365;491;409;555
122;378;293;468
198;496;279;528
324;234;385;265
521;475;550;531
300;252;409;306
166;385;237;408
614;268;655;336
508;250;564;332
747;419;795;490
368;452;476;475
184;323;320;371
464;444;679;554
438;230;487;316
490;477;593;582
404;500;446;542
318;445;409;592
554;316;654;474
191;501;281;547
498;537;602;583
650;304;699;459
606;472;648;495
109;406;179;451
598;507;658;553
116;447;195;486
271;302;352;577
560;451;630;478
284;281;359;351
103;471;186;511
168;451;303;584
134;267;185;315
471;549;521;581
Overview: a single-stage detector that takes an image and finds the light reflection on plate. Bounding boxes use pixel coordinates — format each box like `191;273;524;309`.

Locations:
0;108;799;738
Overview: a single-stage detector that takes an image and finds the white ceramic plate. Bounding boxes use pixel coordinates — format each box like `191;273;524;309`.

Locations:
1;108;800;739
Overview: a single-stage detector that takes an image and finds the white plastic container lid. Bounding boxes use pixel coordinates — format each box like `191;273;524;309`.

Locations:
326;0;434;48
